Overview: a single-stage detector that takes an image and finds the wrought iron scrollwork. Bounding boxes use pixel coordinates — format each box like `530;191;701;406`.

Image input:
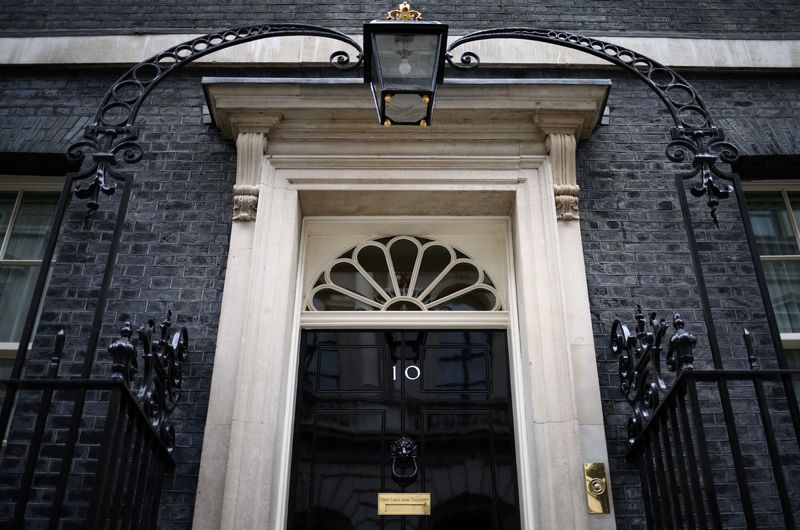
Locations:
67;24;363;213
67;125;142;212
137;311;189;451
447;50;480;70
612;306;696;446
109;311;189;450
93;24;361;131
667;127;738;226
447;28;740;223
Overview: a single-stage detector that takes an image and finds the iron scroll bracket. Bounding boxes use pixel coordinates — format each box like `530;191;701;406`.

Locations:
446;28;739;225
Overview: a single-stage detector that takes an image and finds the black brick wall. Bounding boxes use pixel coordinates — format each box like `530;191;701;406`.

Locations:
0;1;799;38
1;62;799;527
573;69;800;529
0;66;236;528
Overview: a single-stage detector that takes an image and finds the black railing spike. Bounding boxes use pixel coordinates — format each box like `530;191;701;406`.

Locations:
47;329;67;378
743;328;760;370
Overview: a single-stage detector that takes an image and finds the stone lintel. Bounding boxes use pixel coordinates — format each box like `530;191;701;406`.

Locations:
203;78;610;144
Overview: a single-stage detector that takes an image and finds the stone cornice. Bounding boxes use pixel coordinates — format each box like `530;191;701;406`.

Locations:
203;78;610;146
2;34;800;70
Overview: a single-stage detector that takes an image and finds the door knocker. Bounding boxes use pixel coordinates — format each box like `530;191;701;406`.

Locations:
390;436;418;486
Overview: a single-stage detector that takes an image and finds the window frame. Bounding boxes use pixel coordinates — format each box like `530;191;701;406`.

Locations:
0;175;63;360
743;180;800;348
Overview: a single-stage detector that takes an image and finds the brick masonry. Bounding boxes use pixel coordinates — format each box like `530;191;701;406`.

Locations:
0;66;237;528
1;61;800;528
0;1;799;38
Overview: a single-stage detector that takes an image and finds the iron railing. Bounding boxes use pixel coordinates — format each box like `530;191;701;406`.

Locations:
631;369;800;530
0;318;187;528
614;311;800;529
0;382;171;528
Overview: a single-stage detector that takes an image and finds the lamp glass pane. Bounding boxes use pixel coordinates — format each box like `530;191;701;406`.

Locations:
385;93;428;123
374;33;439;92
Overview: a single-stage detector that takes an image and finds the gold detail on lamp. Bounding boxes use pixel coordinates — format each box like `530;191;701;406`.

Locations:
584;463;611;514
419;119;427;128
387;2;422;21
384;94;393;103
421;95;430;104
384;119;392;128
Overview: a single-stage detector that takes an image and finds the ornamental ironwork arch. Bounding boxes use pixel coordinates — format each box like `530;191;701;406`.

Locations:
66;23;738;222
447;29;737;225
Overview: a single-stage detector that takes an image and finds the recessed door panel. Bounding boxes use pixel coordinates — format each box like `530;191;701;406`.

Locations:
288;330;520;530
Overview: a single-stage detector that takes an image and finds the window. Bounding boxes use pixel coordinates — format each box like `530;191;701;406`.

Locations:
744;187;800;335
744;188;800;334
744;184;800;397
0;180;61;380
305;235;502;311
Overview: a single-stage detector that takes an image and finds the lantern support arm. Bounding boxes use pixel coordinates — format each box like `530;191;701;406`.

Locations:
66;22;739;225
447;28;739;224
66;24;363;214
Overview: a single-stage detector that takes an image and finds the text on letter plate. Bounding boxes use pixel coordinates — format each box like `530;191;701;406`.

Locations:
377;493;431;516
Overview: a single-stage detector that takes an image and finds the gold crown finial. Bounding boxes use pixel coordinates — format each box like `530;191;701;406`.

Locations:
387;2;422;21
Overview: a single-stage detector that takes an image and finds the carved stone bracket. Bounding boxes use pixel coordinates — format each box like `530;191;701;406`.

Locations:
554;184;580;221
233;184;260;222
232;132;268;222
545;132;580;221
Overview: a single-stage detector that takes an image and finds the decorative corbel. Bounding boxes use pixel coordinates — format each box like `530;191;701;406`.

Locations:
232;185;259;222
553;184;580;221
545;132;580;221
232;132;268;222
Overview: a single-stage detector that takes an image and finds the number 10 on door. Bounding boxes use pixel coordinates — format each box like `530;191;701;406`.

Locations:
393;363;421;381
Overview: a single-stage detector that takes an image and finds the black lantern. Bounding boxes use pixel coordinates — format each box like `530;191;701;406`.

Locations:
363;3;448;127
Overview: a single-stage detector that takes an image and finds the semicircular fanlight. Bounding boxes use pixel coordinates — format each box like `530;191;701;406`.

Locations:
306;236;502;311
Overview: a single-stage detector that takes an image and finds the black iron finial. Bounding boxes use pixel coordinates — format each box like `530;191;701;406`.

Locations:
667;313;696;373
109;321;138;386
47;329;67;378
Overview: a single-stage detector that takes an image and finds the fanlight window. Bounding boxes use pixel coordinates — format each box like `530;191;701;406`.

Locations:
306;236;502;311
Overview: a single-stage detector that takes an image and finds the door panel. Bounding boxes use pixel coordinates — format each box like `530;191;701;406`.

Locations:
288;330;520;530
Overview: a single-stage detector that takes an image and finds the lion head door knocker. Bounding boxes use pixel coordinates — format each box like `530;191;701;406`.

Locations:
390;436;418;487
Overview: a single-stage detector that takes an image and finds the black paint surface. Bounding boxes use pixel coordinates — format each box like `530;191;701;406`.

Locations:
288;330;520;530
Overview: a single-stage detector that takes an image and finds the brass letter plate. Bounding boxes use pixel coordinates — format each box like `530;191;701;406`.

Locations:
377;493;431;516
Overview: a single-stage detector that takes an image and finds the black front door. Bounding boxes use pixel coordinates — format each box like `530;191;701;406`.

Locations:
288;330;520;530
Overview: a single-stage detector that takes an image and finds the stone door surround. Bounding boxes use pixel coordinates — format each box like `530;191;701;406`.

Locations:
193;78;615;530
